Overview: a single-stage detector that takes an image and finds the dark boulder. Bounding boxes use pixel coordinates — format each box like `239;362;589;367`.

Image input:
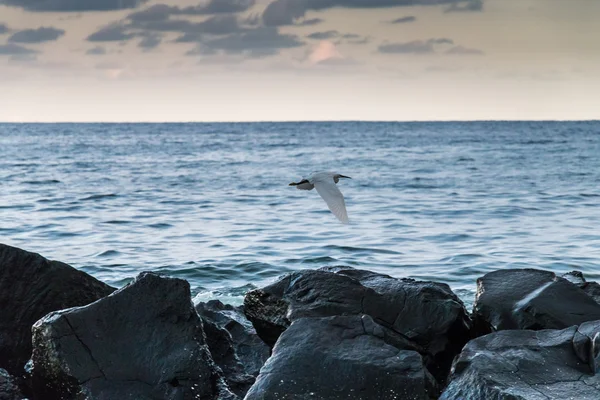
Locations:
0;244;115;377
473;269;600;334
195;300;270;397
244;266;472;383
440;320;600;399
0;369;24;400
30;272;236;400
245;315;438;400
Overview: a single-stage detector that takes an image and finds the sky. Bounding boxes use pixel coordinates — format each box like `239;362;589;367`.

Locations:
0;0;599;122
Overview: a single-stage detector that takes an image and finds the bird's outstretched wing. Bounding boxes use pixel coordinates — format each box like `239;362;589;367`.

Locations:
314;180;349;224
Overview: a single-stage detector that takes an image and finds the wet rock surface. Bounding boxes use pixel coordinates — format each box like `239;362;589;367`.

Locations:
243;266;472;383
472;269;600;334
30;272;235;400
245;315;438;400
195;300;270;398
440;320;600;400
0;244;115;377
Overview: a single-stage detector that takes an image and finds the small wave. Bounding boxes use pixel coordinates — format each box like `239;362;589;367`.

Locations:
95;250;121;258
439;254;484;263
38;205;82;212
80;193;118;201
147;223;173;229
404;183;440;189
22;179;61;185
103;220;133;225
520;139;556;145
323;245;402;255
423;233;472;242
285;256;339;264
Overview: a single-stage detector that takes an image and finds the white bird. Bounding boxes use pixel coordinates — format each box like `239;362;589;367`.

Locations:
289;171;352;224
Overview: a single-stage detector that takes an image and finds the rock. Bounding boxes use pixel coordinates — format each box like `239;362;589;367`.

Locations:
440;320;600;400
200;319;253;398
563;271;600;305
0;369;24;400
194;301;270;397
0;244;115;377
473;269;600;334
30;272;236;400
245;315;438;400
244;266;471;383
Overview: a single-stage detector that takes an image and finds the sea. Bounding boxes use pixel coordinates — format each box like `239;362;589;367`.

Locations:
2;121;600;309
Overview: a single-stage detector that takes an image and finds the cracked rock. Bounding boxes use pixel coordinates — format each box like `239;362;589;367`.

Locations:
472;269;600;334
0;244;115;377
440;320;600;400
245;315;438;400
30;272;236;400
194;300;270;398
244;266;472;384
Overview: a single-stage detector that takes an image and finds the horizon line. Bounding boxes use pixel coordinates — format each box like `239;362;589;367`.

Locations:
1;119;599;124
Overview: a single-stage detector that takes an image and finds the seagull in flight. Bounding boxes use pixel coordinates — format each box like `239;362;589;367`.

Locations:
289;171;352;224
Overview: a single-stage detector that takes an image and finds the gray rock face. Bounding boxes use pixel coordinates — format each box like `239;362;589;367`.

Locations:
30;272;235;400
245;315;438;400
0;244;115;377
473;269;600;334
195;300;270;398
440;320;600;400
0;369;24;400
244;266;472;383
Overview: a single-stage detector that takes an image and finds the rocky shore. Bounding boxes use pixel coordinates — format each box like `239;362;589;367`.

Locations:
1;243;599;399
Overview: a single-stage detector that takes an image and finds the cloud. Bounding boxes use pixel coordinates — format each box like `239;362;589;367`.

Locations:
138;34;161;50
8;27;65;43
177;0;255;15
188;26;303;58
87;24;135;42
298;18;323;26
86;46;106;55
446;0;483;12
89;13;249;47
133;14;243;37
340;33;369;44
379;38;456;54
0;0;148;12
0;43;38;55
389;16;416;24
127;4;174;22
262;0;464;26
307;30;339;40
446;45;484;55
378;40;434;54
428;38;453;45
126;0;255;22
0;24;9;34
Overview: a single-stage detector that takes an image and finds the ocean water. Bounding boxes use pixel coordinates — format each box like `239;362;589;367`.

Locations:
2;121;600;309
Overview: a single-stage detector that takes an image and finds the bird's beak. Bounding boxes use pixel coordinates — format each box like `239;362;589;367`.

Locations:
289;182;298;186
339;175;352;179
